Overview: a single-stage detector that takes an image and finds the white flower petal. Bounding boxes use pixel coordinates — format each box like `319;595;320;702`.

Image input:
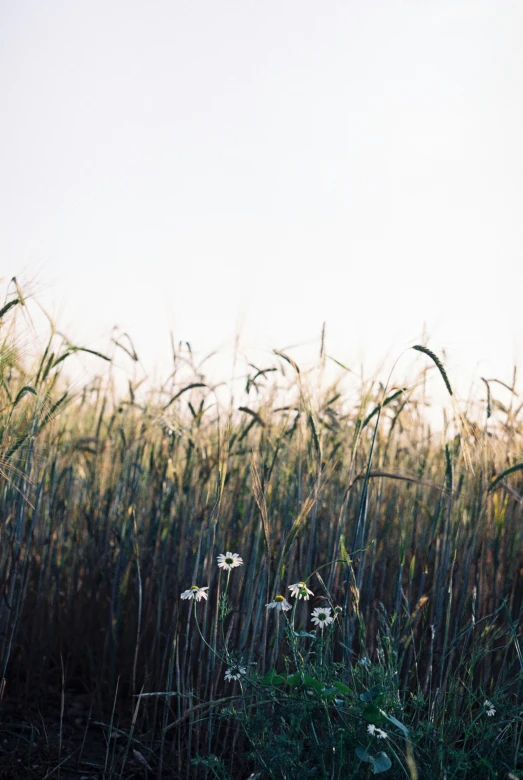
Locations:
367;724;387;739
217;552;244;570
310;606;334;627
288;582;315;600
180;585;208;601
224;665;247;682
266;597;291;612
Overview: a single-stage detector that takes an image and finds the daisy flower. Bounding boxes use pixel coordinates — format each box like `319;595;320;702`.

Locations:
311;606;334;628
180;585;209;602
367;724;388;739
288;581;314;600
266;595;292;612
224;665;247;682
484;700;496;717
217;552;243;571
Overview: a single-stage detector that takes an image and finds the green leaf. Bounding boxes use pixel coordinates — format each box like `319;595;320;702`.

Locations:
303;675;324;694
380;710;409;737
488;462;523;493
362;703;385;726
356;747;372;763
372;752;392;774
360;684;383;703
333;680;350;694
261;669;277;685
286;673;302;687
355;748;392;775
327;355;357;375
261;669;285;686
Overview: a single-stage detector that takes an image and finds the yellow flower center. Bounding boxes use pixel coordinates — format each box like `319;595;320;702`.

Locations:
275;595;284;602
319;612;327;620
226;558;234;564
190;585;199;590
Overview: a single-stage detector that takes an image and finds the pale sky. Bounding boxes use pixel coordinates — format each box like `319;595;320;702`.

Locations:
1;0;522;394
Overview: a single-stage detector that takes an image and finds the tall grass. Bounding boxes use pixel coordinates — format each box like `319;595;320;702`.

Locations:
1;289;523;777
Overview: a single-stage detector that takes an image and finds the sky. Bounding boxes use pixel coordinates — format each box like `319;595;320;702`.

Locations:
1;0;523;396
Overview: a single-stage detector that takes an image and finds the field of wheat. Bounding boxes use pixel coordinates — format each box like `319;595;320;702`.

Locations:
1;289;523;779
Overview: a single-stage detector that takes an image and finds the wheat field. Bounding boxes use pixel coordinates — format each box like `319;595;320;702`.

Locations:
1;289;523;778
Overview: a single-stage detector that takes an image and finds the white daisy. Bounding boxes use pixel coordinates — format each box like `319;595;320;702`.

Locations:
288;581;314;600
224;665;247;682
484;700;496;717
266;595;292;612
311;606;334;628
367;724;388;739
217;552;243;571
180;585;209;602
359;656;371;667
